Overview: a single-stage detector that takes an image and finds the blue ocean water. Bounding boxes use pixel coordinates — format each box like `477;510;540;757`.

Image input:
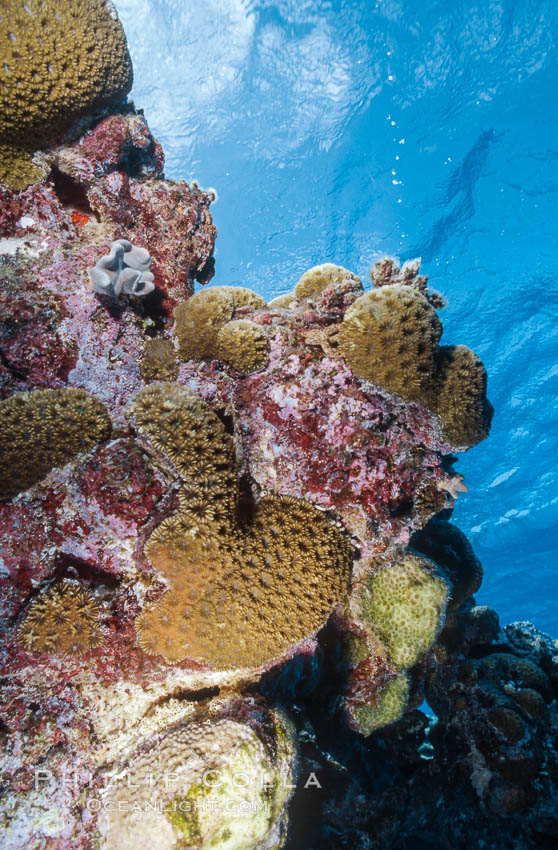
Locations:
113;0;558;634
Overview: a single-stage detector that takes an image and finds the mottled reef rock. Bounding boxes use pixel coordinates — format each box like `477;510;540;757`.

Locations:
283;614;558;850
1;4;556;850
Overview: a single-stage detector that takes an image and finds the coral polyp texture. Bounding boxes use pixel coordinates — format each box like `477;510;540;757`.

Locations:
173;285;269;372
338;284;442;402
18;581;103;654
350;672;411;736
294;262;363;301
129;382;353;669
96;697;297;850
0;0;133;188
356;552;450;671
215;318;270;374
433;343;493;447
0;386;111;498
139;338;179;382
338;283;492;446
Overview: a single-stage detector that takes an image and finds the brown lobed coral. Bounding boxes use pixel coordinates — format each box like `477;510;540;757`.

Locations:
215;318;270;374
355;551;450;672
0;0;133;189
338;284;443;402
139;338;179;383
336;273;492;447
129;382;353;669
294;262;363;302
18;581;103;654
0;386;111;498
432;344;493;447
173;286;269;374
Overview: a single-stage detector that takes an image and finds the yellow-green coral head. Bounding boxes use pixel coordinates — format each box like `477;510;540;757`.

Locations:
358;552;450;671
96;701;296;850
0;0;133;188
351;673;410;736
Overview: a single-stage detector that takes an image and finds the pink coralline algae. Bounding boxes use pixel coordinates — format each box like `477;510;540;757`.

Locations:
0;110;216;307
235;334;447;555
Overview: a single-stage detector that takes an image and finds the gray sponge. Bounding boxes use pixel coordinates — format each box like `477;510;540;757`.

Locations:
88;239;155;298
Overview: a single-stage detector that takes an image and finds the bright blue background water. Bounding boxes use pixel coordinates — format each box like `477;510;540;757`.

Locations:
113;0;558;634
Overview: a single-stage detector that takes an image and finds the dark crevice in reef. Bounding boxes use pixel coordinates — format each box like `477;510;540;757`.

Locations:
215;408;235;435
194;255;215;285
95;288;169;332
389;498;413;518
49;165;96;219
52;554;120;589
236;474;258;524
133;286;169;334
0;346;28;381
121;143;155;179
143;686;221;718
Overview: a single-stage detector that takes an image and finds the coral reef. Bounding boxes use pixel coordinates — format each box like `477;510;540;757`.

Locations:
0;386;111;498
139;338;179;382
173;286;269;372
97;697;297;850
0;0;132;188
425;614;558;824
18;580;103;654
129;382;353;669
1;24;549;848
88;238;155;297
0;108;216;306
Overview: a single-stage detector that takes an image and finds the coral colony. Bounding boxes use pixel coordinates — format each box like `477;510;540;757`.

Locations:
0;2;556;849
